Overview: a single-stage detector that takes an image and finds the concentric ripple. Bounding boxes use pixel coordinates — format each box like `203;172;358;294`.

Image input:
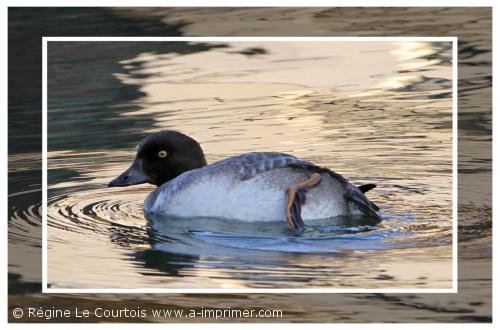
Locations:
48;187;151;246
47;180;452;256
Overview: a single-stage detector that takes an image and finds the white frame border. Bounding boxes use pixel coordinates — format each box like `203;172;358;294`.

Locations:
42;36;458;294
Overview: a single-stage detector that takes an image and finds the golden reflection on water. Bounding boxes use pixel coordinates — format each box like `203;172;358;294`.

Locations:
46;40;453;289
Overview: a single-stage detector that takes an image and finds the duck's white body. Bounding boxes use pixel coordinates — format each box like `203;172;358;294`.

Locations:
144;152;370;222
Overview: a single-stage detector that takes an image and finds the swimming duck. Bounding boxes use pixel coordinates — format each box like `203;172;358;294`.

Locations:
108;131;381;234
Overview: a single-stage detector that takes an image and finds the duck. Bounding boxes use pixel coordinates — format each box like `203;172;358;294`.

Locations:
108;130;381;234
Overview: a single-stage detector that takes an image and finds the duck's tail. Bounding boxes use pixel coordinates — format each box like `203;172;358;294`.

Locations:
358;183;376;193
345;183;380;222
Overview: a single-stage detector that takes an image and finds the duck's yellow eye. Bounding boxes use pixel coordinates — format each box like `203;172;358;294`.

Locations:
158;150;168;158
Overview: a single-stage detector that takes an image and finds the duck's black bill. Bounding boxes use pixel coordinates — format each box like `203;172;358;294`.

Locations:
108;159;151;187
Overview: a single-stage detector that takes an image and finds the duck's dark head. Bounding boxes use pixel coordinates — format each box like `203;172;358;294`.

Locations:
108;130;207;187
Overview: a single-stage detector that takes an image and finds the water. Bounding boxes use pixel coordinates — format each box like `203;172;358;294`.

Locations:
44;40;453;289
8;7;491;322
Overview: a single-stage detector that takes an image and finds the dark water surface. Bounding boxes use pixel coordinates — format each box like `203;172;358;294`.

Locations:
9;7;491;322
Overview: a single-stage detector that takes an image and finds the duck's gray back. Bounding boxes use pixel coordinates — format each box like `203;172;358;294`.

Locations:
214;151;321;180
